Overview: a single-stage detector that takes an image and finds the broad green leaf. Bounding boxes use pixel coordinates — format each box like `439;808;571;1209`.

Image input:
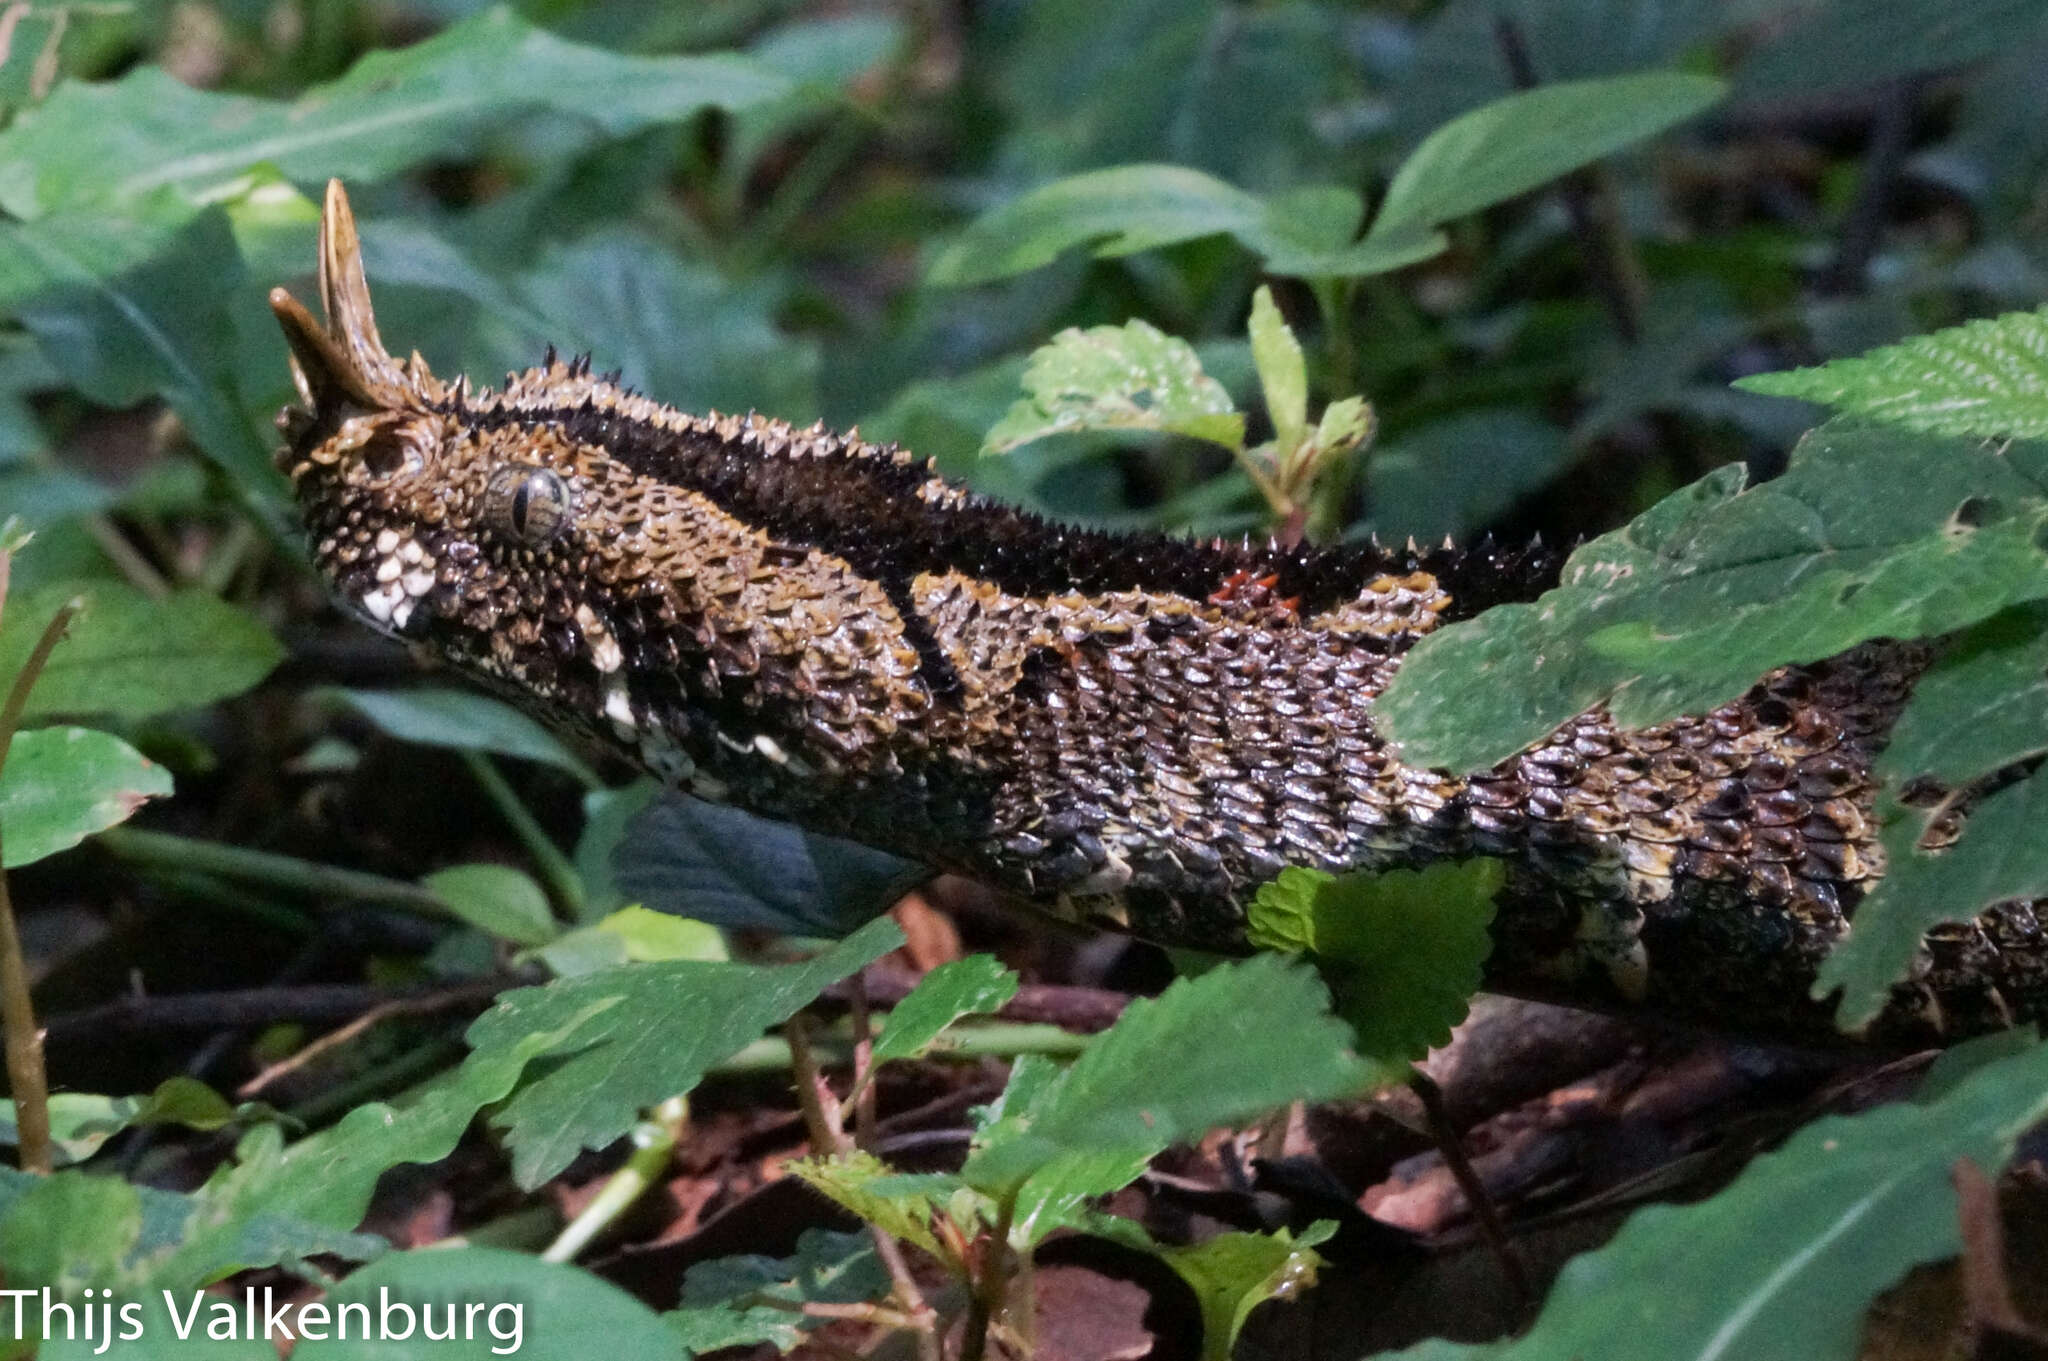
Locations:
1363;73;1726;252
0;7;790;216
928;165;1446;288
0;727;171;868
1378;422;2048;772
1880;603;2048;784
1818;771;2048;1029
1390;1030;2048;1361
296;1247;672;1361
787;1152;954;1262
0;1093;145;1167
984;320;1245;454
670;1230;886;1358
424;864;559;948
572;779;662;920
1736;307;2048;440
962;953;1375;1199
0;581;283;722
1159;1222;1336;1361
1247;861;1501;1070
471;917;903;1187
0;1173;141;1295
1248;286;1308;460
537;905;727;977
611;790;926;937
0;204;278;495
326;687;600;786
872;955;1021;1064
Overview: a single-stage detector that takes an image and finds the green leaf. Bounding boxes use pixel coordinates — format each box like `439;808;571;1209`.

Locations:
0;1172;142;1294
1880;603;2048;785
670;1230;887;1358
0;7;790;216
572;779;662;920
1158;1222;1336;1361
326;687;600;786
962;953;1375;1201
295;1246;674;1361
0;1093;145;1166
871;955;1021;1064
1378;422;2048;772
0;580;283;721
984;320;1245;455
536;905;727;977
1736;307;2048;440
0;727;171;868
1247;861;1501;1070
1248;286;1307;461
424;864;559;948
1818;771;2048;1029
787;1151;954;1262
1363;73;1726;253
1363;410;1569;543
470;916;903;1187
1394;1031;2048;1361
0;204;278;496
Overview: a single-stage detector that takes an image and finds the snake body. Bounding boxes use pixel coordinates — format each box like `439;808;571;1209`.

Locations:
271;183;2048;1047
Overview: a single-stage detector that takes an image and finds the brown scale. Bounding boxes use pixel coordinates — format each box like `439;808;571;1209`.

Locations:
272;182;2047;1048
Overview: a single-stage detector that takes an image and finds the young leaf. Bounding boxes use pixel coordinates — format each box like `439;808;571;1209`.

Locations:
1247;861;1501;1069
423;864;559;948
0;727;171;868
327;687;600;786
1735;306;2048;440
1363;73;1726;253
983;320;1245;455
0;581;283;721
0;9;791;216
1817;771;2048;1030
1248;286;1308;462
1158;1222;1336;1361
469;916;903;1187
962;953;1375;1199
871;955;1021;1064
787;1151;954;1262
1378;422;2048;772
294;1246;674;1361
537;905;727;977
1391;1031;2048;1361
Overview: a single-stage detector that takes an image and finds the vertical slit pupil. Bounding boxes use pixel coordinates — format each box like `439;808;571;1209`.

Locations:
510;480;532;537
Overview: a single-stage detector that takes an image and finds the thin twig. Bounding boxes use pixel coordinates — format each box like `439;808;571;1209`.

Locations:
233;979;513;1097
1820;76;1919;296
1494;17;1648;343
80;515;172;600
46;977;511;1046
848;974;879;1153
1411;1070;1533;1310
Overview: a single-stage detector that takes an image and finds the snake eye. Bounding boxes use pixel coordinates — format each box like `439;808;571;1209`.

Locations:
483;464;572;546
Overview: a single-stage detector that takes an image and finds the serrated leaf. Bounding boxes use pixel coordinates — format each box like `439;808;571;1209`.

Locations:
327;687;600;786
1818;770;2048;1029
295;1246;673;1361
984;321;1245;455
1159;1222;1336;1361
1736;306;2048;440
787;1151;953;1261
0;7;790;216
0;580;283;721
962;954;1375;1201
1378;422;2048;772
424;864;559;948
0;727;171;868
1388;1031;2048;1361
1879;603;2048;785
1247;861;1501;1069
872;956;1021;1064
1364;73;1726;251
470;917;902;1187
670;1230;887;1358
1248;286;1307;461
611;790;927;937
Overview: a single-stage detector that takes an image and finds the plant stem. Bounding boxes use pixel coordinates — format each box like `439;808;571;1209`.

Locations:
460;752;586;920
711;1022;1088;1076
787;1011;848;1153
542;1095;687;1262
96;827;455;919
959;1194;1017;1361
0;593;84;1175
1309;276;1358;399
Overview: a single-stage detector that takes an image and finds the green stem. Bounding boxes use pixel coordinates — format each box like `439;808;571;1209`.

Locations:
96;827;455;920
542;1095;687;1262
460;752;586;920
1309;277;1358;401
959;1194;1018;1361
710;1023;1088;1076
